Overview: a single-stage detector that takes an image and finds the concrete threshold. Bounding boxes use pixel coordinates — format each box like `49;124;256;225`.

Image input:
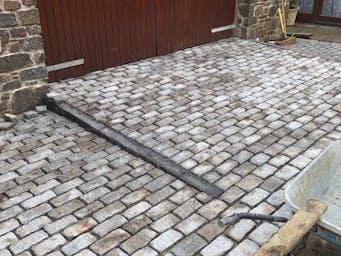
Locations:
44;97;224;198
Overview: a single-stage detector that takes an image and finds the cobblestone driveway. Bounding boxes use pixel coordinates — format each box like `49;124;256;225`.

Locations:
1;38;341;255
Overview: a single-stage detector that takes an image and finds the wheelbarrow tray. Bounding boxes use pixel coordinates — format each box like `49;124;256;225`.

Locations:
285;141;341;238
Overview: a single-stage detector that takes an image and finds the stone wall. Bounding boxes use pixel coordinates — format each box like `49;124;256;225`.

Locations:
235;0;283;40
0;0;48;115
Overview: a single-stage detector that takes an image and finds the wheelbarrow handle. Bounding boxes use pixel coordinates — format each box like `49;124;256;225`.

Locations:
218;212;288;227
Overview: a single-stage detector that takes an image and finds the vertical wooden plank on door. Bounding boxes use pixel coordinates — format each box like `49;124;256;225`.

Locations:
52;0;70;80
119;1;129;64
84;0;97;72
115;0;125;65
150;0;158;57
105;0;118;67
137;0;149;59
60;0;78;79
68;0;84;77
156;0;169;55
113;0;122;66
129;0;138;62
97;0;109;70
75;0;91;76
90;0;102;71
37;0;55;82
174;0;183;51
138;0;146;58
42;0;62;81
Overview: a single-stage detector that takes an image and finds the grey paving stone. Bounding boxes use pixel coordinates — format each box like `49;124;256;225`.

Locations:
61;233;97;255
123;215;152;234
150;229;183;252
15;216;51;238
241;188;270;207
200;235;234;256
228;239;259;256
226;219;256;241
120;228;157;254
90;229;130;255
197;199;227;220
31;234;66;256
92;215;127;237
150;213;180;233
175;213;206;235
10;230;48;254
171;233;207;256
0;233;18;250
249;222;279;245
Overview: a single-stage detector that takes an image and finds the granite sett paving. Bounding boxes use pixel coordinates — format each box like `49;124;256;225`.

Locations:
0;38;340;255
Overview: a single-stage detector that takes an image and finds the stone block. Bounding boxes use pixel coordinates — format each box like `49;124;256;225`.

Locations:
10;27;27;38
2;80;21;92
9;84;48;114
0;53;32;73
0;13;18;27
4;1;22;11
20;66;47;81
18;9;40;26
20;37;44;51
0;30;10;49
22;0;36;6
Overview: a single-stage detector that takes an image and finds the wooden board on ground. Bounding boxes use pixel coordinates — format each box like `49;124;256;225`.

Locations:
254;199;327;256
277;37;297;46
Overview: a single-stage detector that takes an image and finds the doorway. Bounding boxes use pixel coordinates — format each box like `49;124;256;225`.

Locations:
297;0;341;25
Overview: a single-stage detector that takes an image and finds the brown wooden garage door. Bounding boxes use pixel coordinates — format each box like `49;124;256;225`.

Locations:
38;0;236;82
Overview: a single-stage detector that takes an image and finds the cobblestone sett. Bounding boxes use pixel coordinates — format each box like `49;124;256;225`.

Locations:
9;230;48;254
61;233;96;255
171;233;207;256
1;37;340;255
90;229;130;255
31;234;66;256
120;228;157;254
201;235;234;256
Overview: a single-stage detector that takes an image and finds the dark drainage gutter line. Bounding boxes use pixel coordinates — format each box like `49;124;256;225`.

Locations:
44;97;224;198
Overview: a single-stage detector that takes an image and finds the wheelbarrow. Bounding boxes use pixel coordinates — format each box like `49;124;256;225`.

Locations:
219;141;341;255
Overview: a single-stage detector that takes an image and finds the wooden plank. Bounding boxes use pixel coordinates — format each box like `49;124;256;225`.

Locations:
37;0;55;82
254;199;327;256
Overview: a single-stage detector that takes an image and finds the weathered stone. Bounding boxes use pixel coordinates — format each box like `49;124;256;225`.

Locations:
63;218;97;240
26;25;42;35
18;9;40;25
9;85;48;114
22;0;36;6
0;53;32;73
33;51;45;63
7;25;23;37
4;1;22;11
3;113;17;122
8;42;21;53
0;30;10;48
0;13;18;27
90;229;130;255
20;37;44;51
20;67;47;81
0;121;15;131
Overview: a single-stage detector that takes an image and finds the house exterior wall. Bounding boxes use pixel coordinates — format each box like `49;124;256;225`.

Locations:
235;0;283;40
0;0;48;115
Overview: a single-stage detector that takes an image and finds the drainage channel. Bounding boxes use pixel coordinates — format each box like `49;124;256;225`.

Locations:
44;97;224;198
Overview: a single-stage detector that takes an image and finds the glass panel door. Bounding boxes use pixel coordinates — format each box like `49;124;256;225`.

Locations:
321;0;341;18
298;0;315;14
